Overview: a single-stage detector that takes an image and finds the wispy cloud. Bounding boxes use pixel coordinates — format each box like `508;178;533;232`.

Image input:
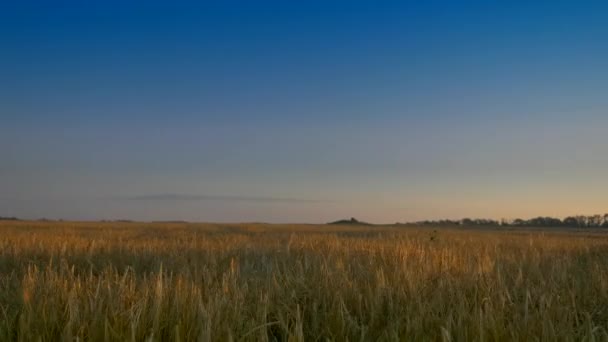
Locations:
123;193;329;204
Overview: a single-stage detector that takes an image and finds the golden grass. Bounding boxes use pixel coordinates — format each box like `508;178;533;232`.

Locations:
1;221;608;341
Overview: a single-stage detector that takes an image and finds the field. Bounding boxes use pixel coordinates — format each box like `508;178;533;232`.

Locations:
1;221;608;341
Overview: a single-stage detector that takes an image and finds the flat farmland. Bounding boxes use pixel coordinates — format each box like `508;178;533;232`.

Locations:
1;221;607;341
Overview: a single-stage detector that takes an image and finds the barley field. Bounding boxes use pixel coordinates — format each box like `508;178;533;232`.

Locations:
1;221;607;341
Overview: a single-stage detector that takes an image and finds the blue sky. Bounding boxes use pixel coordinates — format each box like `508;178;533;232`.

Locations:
2;1;608;222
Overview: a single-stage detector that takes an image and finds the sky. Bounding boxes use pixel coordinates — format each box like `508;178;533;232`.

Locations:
1;1;608;223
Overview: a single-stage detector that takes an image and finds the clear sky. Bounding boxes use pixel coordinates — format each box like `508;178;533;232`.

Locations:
2;1;608;223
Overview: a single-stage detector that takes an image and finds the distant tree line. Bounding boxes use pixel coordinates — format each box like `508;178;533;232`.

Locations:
0;216;19;221
414;214;608;228
328;217;372;225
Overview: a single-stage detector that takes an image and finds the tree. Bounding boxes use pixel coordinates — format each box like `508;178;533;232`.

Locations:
589;215;603;227
563;216;578;227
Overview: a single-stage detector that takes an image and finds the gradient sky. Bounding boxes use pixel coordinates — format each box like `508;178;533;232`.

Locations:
2;1;608;223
